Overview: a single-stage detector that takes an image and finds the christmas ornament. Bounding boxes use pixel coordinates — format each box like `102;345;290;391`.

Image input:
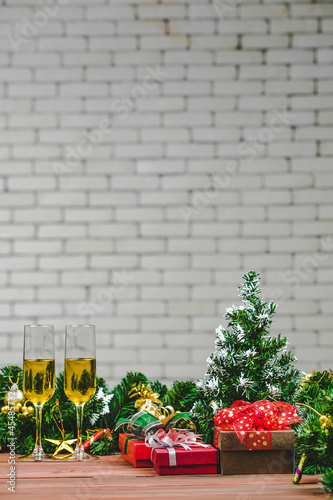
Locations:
83;428;112;451
300;371;314;387
1;403;34;415
1;372;33;416
45;436;77;457
293;452;307;484
4;373;25;407
45;399;77;457
296;402;332;431
300;370;331;388
21;404;34;416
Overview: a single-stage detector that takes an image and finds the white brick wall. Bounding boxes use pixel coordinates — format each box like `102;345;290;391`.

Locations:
0;0;332;385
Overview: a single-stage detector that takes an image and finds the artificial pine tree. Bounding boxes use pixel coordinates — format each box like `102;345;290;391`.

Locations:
192;270;300;442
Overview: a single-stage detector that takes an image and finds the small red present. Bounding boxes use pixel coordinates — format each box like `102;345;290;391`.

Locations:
147;429;219;476
119;433;152;468
152;446;219;475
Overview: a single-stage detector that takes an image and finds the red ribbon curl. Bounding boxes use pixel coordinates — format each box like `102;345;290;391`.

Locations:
214;399;302;443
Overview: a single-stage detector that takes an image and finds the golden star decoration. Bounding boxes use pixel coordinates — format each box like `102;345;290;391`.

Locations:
45;399;77;457
45;437;77;456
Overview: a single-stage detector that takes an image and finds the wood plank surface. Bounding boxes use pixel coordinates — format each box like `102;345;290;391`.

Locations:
0;453;327;499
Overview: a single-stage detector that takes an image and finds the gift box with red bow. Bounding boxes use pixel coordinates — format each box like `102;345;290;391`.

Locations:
214;399;302;475
119;433;153;468
146;429;219;475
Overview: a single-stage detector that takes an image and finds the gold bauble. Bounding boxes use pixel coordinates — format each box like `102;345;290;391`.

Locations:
4;385;25;406
1;406;8;413
22;405;34;415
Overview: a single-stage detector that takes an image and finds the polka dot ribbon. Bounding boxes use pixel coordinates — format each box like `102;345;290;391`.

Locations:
214;399;302;444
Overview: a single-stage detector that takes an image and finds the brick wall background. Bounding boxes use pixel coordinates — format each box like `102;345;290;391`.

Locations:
0;0;332;386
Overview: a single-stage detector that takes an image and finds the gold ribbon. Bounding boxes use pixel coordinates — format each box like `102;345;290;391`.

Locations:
300;370;332;387
128;382;193;430
129;382;162;409
296;402;332;430
8;372;20;386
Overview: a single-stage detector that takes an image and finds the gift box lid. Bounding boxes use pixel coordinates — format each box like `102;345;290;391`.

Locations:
152;445;219;467
215;427;295;451
119;433;151;461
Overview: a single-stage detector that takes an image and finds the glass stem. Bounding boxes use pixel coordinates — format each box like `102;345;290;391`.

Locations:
76;404;84;455
35;405;43;457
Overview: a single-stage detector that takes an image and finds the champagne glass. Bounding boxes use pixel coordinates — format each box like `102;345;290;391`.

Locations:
20;325;55;461
64;324;97;461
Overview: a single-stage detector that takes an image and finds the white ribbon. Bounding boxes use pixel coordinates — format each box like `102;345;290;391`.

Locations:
145;429;210;467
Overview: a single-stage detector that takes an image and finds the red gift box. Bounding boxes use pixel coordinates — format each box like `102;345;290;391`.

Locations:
119;433;153;468
151;445;219;475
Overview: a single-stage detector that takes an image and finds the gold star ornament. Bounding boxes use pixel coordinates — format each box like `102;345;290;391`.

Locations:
45;399;77;458
45;437;77;457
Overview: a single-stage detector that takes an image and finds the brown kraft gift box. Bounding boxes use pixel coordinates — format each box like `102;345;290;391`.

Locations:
215;427;295;475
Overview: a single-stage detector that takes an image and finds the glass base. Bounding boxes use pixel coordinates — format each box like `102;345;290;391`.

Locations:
19;445;55;461
63;449;98;461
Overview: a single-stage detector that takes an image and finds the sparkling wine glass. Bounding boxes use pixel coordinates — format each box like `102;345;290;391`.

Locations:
20;325;55;461
64;324;97;461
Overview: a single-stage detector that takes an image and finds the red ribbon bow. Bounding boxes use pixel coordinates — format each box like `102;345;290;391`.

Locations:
214;399;302;443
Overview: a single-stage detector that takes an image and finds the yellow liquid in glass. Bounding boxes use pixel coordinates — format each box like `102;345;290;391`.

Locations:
64;358;96;405
23;359;55;405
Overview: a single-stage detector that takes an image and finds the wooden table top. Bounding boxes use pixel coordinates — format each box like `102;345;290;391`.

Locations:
0;453;327;500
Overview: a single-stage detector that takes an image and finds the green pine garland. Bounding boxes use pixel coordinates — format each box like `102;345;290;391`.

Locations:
162;380;199;412
0;365;113;455
295;370;333;495
0;368;199;455
96;371;152;451
322;468;333;497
